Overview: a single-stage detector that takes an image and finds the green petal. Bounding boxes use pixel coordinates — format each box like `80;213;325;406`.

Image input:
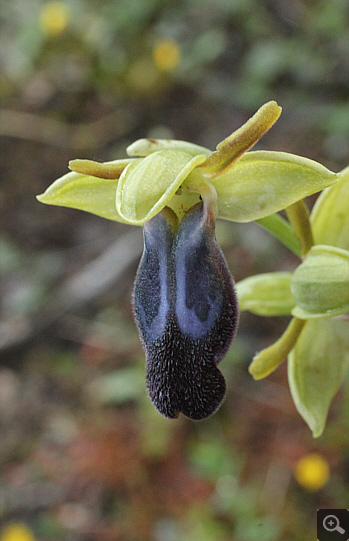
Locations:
311;166;349;250
127;138;211;158
69;158;134;178
291;245;349;319
249;317;305;379
236;272;295;316
116;149;207;224
288;319;349;437
37;169;132;223
211;151;339;222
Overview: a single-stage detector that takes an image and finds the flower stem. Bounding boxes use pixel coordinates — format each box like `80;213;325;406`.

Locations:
285;200;314;258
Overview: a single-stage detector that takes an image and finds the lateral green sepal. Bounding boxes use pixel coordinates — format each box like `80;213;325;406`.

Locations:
211;150;338;223
37;166;132;223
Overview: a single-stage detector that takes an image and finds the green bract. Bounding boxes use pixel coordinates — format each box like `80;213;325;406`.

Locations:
37;101;339;230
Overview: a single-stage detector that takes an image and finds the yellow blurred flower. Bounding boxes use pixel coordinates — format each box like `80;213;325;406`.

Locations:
153;39;181;71
39;1;70;37
0;523;36;541
294;453;330;491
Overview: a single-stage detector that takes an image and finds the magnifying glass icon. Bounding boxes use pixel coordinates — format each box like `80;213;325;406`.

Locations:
323;515;346;534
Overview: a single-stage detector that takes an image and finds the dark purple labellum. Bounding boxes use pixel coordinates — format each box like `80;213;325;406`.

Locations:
133;202;239;420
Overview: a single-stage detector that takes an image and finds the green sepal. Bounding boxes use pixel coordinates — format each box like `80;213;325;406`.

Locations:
236;272;295;316
288;318;349;437
210;150;338;223
37;162;137;223
311;166;349;250
115;150;207;224
127;138;211;158
291;245;349;319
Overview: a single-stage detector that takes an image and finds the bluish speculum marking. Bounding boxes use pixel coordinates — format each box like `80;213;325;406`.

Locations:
174;204;224;339
133;200;239;420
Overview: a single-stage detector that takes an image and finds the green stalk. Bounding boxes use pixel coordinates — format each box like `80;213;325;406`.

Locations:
285;200;314;258
256;213;302;258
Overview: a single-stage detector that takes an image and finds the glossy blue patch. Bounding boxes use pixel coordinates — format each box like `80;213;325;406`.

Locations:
173;203;223;339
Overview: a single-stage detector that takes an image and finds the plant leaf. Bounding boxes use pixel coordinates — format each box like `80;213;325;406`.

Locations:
288;319;349;437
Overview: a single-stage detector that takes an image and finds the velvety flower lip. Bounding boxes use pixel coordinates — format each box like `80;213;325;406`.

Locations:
134;199;238;420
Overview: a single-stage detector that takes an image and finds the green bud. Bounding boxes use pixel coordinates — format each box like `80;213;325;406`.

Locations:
288;318;349;437
291;245;349;319
236;272;295;316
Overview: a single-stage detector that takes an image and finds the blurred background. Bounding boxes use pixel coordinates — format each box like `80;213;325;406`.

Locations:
1;0;349;539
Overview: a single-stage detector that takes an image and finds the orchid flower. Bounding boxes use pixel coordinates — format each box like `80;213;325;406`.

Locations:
37;101;342;422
